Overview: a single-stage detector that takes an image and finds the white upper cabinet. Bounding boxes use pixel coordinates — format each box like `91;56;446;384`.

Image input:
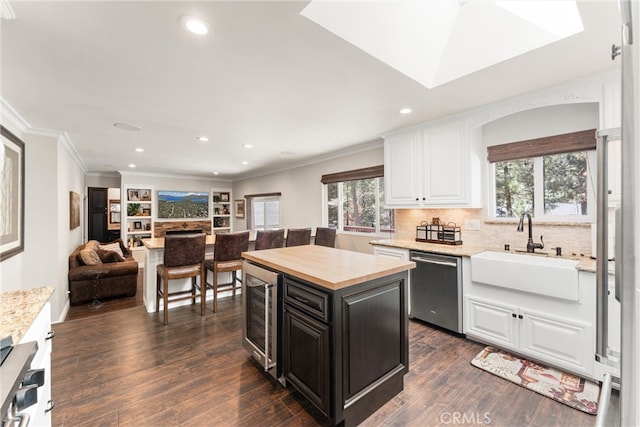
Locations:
384;121;481;208
384;130;422;207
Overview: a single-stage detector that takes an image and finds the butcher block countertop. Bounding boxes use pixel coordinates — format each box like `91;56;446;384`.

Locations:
242;245;415;291
0;287;54;343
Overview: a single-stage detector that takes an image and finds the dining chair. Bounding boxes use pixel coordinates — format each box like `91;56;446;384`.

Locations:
254;229;285;250
156;233;206;325
285;228;312;247
314;227;337;248
204;230;250;312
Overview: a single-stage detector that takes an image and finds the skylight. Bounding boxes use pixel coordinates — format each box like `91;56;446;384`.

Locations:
300;0;584;89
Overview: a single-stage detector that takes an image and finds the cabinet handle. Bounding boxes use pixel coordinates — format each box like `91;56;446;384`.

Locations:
512;313;517;318
46;331;55;341
45;399;55;413
518;314;523;319
415;198;419;201
294;296;309;304
422;197;426;201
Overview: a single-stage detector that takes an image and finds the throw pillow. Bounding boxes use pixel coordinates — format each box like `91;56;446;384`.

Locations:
99;242;124;258
85;240;100;251
79;248;102;266
96;249;124;263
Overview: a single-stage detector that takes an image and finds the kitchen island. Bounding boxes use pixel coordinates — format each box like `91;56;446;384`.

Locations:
242;245;415;426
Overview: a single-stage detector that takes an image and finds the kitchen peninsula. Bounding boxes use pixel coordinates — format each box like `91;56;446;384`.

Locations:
242;245;415;426
141;235;217;312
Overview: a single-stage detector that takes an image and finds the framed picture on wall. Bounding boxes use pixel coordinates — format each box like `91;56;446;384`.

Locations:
220;192;230;202
1;126;25;261
110;212;121;224
70;191;80;230
234;200;245;218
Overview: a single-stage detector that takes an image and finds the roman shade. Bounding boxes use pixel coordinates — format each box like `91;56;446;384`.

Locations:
487;129;597;163
320;165;384;184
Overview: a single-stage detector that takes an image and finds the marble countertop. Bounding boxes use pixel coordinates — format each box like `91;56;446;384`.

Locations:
0;287;54;343
369;239;606;273
242;245;415;291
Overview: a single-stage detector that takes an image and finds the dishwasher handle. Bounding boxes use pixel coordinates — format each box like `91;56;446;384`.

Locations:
410;255;458;268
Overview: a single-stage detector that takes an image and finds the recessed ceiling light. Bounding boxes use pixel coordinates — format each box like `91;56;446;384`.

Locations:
399;108;412;114
134;147;144;153
114;122;142;131
241;161;249;165
242;144;254;149
196;136;209;142
179;16;210;35
128;164;136;168
213;171;219;175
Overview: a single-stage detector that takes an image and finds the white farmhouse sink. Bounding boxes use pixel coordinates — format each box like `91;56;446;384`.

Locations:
470;251;580;301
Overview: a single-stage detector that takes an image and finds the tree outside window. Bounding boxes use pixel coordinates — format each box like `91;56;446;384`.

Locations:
326;177;394;234
494;152;591;219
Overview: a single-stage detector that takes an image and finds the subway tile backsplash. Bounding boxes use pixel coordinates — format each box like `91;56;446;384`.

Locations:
395;209;593;257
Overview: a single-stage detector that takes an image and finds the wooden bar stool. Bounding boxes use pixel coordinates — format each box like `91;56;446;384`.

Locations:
156;233;206;325
314;227;336;247
254;229;285;250
285;228;311;247
204;231;250;312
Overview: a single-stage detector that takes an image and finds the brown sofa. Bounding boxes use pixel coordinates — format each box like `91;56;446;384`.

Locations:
68;239;139;305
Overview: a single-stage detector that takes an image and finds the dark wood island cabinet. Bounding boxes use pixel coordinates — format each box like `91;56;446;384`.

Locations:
242;246;415;426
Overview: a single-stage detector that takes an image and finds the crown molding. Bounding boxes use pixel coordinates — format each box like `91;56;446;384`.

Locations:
25;127;87;173
1;97;30;133
233;138;384;182
1;97;88;172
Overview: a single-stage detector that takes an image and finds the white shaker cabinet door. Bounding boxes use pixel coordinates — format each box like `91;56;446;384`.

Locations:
384;131;422;207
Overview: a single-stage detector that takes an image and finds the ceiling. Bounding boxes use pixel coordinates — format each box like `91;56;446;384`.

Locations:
0;1;621;180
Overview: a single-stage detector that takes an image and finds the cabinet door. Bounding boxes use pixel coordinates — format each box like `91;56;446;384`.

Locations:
384;132;422;207
465;296;519;350
372;246;409;261
20;302;53;426
520;308;594;375
283;306;331;416
423;123;467;205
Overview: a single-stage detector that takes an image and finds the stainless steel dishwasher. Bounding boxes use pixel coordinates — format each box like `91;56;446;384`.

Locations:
409;251;462;333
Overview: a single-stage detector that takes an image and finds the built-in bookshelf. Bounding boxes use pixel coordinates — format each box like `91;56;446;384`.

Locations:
212;188;232;234
123;185;154;248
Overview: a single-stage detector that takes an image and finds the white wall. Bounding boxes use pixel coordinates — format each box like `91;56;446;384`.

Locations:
482;103;599;147
232;146;383;228
232;144;383;252
0;119;85;322
86;173;120;188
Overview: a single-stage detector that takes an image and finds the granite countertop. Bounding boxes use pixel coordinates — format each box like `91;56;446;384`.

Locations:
242;245;415;291
369;239;606;273
0;287;54;343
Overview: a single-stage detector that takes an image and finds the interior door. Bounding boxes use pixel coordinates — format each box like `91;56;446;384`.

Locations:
88;187;108;242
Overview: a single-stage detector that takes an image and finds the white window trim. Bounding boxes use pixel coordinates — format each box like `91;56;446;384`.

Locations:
489;151;596;223
323;177;395;237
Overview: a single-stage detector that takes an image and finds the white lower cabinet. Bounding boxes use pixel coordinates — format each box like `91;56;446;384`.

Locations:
372;245;411;314
372;246;409;261
19;302;54;426
465;273;596;379
465;296;519;349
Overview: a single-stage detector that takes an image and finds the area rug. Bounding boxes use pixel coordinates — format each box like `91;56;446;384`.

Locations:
471;346;600;415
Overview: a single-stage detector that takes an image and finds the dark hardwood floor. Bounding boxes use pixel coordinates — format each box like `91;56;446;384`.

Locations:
54;284;617;426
